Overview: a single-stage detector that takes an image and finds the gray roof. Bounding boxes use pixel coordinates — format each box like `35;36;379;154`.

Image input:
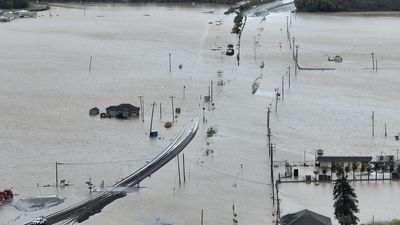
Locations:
106;104;140;112
281;209;332;225
317;156;372;162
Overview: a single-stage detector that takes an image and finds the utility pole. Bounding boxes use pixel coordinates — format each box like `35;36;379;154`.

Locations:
210;81;214;102
149;102;156;136
267;107;271;158
202;107;206;123
169;53;172;73
371;52;375;70
275;180;280;225
292;37;296;59
183;153;186;183
88;56;92;72
281;76;284;101
56;161;58;188
372;111;375;137
385;123;387;137
270;143;275;206
288;66;291;88
183;85;186;101
275;90;279;113
201;209;204;225
160;102;162;120
170;96;175;122
177;154;181;186
295;45;299;67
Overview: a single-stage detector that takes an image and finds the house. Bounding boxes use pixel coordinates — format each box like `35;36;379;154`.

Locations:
317;156;372;169
89;107;100;116
281;209;332;225
106;104;140;119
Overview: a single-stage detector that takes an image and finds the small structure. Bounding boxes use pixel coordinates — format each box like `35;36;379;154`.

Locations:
89;107;100;116
373;155;394;165
317;156;372;169
0;12;15;22
175;108;181;114
281;209;332;225
106;104;140;119
328;55;343;63
226;44;234;56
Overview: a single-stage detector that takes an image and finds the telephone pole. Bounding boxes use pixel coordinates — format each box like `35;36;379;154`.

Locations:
170;96;175;122
372;111;375;137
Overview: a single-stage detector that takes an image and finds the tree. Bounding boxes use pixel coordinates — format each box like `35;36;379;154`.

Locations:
13;0;29;9
389;161;395;180
366;164;372;181
381;164;388;181
319;0;337;11
305;0;320;12
294;0;306;10
359;164;365;182
0;0;13;9
351;163;359;181
333;172;359;225
374;163;380;182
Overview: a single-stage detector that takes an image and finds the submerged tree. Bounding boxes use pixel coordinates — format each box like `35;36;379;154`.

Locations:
333;168;359;225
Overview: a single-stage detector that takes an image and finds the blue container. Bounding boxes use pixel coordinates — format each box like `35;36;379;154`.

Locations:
149;131;158;138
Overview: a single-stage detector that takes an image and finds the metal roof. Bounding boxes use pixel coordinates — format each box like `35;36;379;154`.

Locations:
317;156;372;162
281;209;332;225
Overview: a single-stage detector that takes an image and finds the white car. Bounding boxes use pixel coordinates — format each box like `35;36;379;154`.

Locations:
32;216;47;225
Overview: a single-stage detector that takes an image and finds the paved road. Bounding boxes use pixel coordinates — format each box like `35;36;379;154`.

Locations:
26;120;199;225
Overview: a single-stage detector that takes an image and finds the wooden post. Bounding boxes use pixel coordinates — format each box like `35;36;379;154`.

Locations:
183;153;186;183
177;154;181;186
169;53;172;73
89;56;92;71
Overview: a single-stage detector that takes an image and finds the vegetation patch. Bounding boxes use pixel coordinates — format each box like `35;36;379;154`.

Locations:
0;0;49;11
206;126;217;138
294;0;400;12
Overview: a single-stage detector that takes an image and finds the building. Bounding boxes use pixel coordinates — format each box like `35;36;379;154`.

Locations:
317;156;372;169
281;209;332;225
373;155;394;165
106;104;140;119
89;107;100;116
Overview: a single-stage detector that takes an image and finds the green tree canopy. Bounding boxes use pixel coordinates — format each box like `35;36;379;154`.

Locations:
333;172;359;225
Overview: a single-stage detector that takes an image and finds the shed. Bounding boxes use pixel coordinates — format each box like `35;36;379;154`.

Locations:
89;107;100;116
281;209;332;225
106;103;140;119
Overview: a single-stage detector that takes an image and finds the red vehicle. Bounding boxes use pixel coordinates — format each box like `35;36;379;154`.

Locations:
0;189;13;203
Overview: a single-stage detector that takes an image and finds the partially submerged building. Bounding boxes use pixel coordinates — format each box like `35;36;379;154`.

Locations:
106;104;140;119
317;156;372;169
281;209;332;225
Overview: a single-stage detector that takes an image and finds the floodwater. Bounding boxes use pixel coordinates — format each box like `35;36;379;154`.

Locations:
0;2;399;225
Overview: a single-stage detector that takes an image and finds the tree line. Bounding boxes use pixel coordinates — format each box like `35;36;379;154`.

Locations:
0;0;29;9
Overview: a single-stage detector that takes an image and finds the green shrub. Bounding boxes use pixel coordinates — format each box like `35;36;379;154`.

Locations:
13;0;28;8
0;0;13;9
305;0;319;12
294;0;306;9
319;0;337;11
206;127;217;138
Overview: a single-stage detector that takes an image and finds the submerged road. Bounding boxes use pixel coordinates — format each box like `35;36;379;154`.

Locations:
26;120;199;225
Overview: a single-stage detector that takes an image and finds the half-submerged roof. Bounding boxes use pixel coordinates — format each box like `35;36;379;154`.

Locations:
106;104;140;111
281;209;332;225
317;156;372;162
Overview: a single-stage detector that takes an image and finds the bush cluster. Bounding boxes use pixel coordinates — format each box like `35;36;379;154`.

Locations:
294;0;337;12
0;0;29;9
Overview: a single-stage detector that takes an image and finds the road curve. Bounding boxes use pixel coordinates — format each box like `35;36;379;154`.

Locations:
26;120;199;225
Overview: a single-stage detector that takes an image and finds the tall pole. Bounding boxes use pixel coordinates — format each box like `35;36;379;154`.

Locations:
385;123;387;137
275;91;278;113
183;153;186;183
183;85;186;101
371;52;375;70
89;56;92;72
288;66;291;88
202;107;206;123
56;161;58;188
177;154;181;186
169;53;172;73
267;107;271;158
281;76;284;101
270;143;275;205
295;45;299;67
210;81;213;102
160;103;162;120
292;37;295;59
170;96;175;122
372;111;375;137
201;209;204;225
149;102;155;136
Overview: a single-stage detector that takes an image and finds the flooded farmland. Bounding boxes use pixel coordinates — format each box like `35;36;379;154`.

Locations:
0;2;400;225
